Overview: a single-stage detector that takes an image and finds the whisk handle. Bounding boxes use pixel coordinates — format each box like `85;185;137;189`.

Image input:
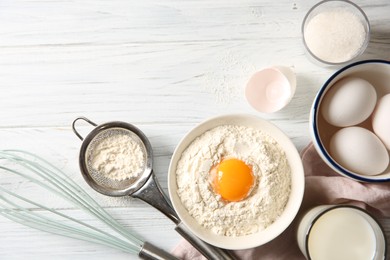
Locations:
175;222;237;260
139;242;179;260
133;174;237;260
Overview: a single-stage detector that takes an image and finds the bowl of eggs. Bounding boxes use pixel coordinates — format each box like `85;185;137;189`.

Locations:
168;114;304;249
310;59;390;182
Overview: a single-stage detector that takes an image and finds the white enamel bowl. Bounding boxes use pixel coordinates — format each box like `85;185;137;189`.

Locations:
310;60;390;182
168;114;305;250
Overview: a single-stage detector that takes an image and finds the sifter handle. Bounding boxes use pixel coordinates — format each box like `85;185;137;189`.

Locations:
72;117;98;141
133;174;237;260
139;242;179;260
175;222;236;260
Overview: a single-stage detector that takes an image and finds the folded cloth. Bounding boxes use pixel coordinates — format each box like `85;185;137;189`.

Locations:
172;142;390;259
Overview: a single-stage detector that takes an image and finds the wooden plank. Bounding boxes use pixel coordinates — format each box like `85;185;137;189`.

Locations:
0;0;389;258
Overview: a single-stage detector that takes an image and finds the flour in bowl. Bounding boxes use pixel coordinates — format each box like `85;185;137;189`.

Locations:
175;125;291;236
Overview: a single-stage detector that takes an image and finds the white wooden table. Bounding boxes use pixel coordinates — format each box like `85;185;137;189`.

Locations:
0;0;389;259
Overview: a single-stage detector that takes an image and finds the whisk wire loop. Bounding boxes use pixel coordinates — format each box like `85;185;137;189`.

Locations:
0;150;143;255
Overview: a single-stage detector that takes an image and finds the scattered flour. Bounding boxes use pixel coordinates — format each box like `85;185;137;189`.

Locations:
176;125;291;236
87;128;146;181
202;51;256;104
304;9;366;63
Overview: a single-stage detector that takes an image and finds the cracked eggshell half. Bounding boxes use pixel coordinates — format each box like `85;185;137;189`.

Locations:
245;66;296;113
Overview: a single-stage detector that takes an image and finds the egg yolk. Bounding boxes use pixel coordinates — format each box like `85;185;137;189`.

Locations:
210;158;254;202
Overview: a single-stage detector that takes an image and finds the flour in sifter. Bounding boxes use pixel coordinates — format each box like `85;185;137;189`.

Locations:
88;129;146;181
176;125;291;236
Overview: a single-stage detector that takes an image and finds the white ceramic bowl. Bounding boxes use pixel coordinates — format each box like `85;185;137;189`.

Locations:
168;114;304;250
310;60;390;182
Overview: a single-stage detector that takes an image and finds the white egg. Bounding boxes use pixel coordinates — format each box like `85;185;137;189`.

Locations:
321;77;377;127
373;94;390;150
330;127;389;176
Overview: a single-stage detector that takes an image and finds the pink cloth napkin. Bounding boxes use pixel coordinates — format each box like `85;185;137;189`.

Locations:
172;142;390;260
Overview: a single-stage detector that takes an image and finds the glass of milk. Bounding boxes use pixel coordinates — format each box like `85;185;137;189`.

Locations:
297;205;386;260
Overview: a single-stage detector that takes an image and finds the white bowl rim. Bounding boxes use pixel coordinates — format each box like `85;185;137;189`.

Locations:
168;113;305;250
310;59;390;182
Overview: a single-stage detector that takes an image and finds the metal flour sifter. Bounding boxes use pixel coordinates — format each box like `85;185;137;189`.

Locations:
72;117;236;260
0;150;176;259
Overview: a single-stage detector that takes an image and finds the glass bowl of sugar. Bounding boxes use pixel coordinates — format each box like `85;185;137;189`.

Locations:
302;0;370;66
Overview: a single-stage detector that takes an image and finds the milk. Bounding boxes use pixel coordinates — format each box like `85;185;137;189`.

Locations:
297;205;386;260
308;207;375;260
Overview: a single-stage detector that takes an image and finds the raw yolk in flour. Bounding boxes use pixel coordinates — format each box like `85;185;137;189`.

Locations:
210;158;254;202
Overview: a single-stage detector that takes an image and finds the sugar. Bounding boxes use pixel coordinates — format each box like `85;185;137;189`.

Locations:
304;9;366;63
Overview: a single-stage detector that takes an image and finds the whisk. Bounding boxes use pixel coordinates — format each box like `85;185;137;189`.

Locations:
0;150;177;260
